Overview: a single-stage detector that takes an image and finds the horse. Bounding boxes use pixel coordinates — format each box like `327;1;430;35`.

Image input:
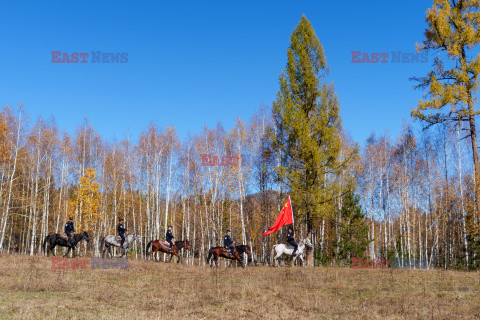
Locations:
206;246;244;268
145;239;192;263
271;238;313;267
43;232;90;257
235;244;253;266
101;234;139;259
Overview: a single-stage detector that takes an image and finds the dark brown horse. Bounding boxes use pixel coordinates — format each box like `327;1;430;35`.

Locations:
236;244;254;265
146;240;192;263
42;232;90;257
206;246;244;268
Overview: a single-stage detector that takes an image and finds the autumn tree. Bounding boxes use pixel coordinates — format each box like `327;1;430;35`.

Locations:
338;189;370;263
74;167;102;235
268;16;345;251
412;0;480;237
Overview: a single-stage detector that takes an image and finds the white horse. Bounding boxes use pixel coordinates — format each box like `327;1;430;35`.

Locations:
271;238;313;267
101;234;139;259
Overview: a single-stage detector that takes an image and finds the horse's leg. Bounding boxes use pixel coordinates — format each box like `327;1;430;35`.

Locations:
63;247;70;258
49;244;56;257
274;253;282;267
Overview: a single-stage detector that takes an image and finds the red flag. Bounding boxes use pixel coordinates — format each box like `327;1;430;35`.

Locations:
262;196;294;236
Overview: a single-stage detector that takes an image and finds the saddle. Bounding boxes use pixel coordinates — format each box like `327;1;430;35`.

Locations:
285;244;295;250
162;240;173;251
222;247;234;256
115;236;123;242
58;234;68;241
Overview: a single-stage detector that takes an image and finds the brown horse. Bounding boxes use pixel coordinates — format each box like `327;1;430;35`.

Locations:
206;246;244;268
146;240;192;263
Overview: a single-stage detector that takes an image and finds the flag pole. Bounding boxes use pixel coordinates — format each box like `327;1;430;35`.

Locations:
289;195;294;228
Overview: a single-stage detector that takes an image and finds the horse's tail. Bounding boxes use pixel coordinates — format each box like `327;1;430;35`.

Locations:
42;235;50;254
206;247;213;263
146;240;153;256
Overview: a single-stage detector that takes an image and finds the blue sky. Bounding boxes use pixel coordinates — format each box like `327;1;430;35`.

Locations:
0;0;434;144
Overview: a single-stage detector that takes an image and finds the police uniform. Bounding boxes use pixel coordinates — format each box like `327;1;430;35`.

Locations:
166;229;174;248
287;231;298;255
117;222;127;247
224;233;234;255
64;220;75;245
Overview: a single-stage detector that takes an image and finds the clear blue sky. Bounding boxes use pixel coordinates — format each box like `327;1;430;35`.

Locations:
0;0;433;144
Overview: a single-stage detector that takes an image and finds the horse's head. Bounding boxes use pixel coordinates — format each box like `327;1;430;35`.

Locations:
132;233;140;242
184;240;192;250
83;232;90;242
245;246;252;255
303;238;313;248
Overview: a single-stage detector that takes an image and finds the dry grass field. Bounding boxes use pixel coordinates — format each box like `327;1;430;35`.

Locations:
0;254;479;319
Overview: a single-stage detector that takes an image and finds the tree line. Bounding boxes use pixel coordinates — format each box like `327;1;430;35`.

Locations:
0;104;476;269
1;1;480;270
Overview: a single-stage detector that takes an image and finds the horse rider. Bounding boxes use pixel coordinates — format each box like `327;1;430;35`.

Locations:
287;227;298;256
64;217;75;247
224;229;235;258
166;225;175;252
117;218;128;248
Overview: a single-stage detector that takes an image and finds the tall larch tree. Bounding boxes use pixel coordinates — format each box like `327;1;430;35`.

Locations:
412;0;480;240
268;16;345;265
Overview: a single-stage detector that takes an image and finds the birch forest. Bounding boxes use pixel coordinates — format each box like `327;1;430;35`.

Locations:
0;103;478;270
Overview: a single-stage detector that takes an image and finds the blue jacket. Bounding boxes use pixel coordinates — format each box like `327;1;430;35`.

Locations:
166;229;174;241
287;232;295;243
64;221;75;233
117;223;126;234
224;234;233;247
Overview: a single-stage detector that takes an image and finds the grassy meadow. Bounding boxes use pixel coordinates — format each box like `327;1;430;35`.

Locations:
0;254;479;319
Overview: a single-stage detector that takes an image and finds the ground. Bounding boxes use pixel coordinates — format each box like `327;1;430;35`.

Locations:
0;254;479;319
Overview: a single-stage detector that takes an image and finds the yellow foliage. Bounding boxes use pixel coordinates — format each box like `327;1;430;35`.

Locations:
74;168;102;233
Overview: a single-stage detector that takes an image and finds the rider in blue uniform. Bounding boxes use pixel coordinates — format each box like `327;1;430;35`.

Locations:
117;218;127;248
64;217;75;246
224;230;235;257
166;225;175;252
287;227;298;256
